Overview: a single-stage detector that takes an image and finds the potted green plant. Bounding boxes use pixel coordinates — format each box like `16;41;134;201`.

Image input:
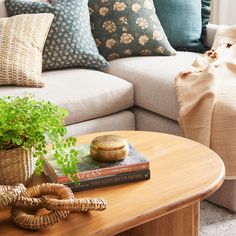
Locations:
0;94;79;185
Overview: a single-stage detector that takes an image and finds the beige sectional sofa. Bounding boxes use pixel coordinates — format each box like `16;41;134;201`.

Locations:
0;1;218;139
2;2;233;211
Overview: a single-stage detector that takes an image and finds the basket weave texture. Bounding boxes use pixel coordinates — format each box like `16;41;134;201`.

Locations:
0;147;35;185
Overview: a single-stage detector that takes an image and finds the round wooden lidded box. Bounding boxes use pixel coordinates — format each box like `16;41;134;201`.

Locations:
90;135;129;162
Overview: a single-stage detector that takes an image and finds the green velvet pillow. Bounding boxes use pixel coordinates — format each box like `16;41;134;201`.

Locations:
5;0;109;71
89;0;176;61
153;0;211;52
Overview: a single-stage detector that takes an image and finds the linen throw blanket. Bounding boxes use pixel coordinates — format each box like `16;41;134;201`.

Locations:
175;25;236;179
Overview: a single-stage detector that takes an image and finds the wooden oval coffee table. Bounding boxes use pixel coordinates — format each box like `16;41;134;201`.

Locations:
0;131;225;236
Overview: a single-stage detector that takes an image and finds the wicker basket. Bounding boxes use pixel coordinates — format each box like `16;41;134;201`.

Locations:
0;147;35;185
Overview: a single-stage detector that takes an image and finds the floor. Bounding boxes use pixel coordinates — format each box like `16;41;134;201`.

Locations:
200;201;236;236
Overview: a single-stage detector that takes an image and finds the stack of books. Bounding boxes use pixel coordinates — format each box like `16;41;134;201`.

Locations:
44;144;150;191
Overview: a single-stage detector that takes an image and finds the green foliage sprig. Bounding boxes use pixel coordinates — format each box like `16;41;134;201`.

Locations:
0;94;79;182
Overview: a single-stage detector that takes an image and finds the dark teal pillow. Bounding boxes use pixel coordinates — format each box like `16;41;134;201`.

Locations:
153;0;211;52
5;0;109;70
88;0;176;61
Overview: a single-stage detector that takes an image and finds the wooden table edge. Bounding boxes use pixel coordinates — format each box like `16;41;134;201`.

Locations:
0;131;225;236
91;161;225;236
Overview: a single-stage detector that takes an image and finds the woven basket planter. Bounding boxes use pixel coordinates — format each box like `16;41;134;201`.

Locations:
0;147;35;185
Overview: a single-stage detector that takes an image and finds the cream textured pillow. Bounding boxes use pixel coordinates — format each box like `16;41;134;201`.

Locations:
0;13;54;87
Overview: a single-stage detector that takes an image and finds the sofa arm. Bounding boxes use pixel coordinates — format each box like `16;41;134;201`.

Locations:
205;24;220;48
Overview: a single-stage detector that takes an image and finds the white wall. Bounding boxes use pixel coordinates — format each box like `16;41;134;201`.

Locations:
211;0;236;25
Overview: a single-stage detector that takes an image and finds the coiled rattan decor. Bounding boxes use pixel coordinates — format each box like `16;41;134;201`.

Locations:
0;183;107;229
12;183;74;229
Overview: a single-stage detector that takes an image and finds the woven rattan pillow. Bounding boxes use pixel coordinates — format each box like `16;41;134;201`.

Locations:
0;13;53;87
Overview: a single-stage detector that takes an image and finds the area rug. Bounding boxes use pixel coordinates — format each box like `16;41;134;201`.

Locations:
200;201;236;236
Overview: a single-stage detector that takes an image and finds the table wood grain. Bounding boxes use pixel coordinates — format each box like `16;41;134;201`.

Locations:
0;131;225;236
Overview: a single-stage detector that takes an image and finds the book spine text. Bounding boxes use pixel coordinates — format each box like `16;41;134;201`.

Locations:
66;169;150;192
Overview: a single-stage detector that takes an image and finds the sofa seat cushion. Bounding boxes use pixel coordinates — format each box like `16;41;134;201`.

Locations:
102;52;199;121
0;69;134;125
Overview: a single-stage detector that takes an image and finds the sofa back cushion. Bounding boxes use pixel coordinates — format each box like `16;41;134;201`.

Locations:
201;0;212;44
154;0;211;52
0;0;8;17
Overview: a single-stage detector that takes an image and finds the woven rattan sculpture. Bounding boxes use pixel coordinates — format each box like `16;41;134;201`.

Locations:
0;183;107;229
